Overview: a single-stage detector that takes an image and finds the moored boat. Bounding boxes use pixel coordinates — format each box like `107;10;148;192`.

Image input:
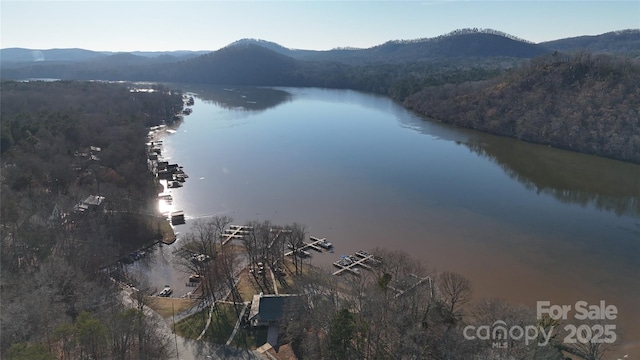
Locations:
318;239;333;249
355;250;381;264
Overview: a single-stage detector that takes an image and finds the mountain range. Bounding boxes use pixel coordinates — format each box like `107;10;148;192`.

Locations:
1;28;638;68
0;48;210;64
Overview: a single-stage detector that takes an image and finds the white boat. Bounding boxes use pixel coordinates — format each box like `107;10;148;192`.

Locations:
318;239;333;249
158;286;172;297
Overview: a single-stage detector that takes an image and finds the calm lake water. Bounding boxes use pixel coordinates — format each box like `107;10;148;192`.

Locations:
145;84;640;353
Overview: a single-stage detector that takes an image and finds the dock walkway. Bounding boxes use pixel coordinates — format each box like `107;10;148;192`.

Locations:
284;236;329;256
387;274;432;298
268;228;292;249
332;254;373;276
221;225;253;245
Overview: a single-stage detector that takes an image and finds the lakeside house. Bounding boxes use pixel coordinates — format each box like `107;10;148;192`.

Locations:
73;195;106;213
248;293;303;347
74;145;102;159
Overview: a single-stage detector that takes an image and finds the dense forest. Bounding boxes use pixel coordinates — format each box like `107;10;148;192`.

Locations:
540;29;640;56
0;81;183;359
404;52;640;163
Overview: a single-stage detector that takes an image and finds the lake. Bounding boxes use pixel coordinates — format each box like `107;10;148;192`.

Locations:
141;84;640;353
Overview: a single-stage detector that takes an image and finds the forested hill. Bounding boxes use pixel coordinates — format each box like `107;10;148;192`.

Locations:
226;30;551;64
336;31;549;64
404;53;640;163
540;29;640;55
166;43;300;85
2;29;639;164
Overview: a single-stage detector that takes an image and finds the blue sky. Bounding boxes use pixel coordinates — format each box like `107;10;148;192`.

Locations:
1;1;638;51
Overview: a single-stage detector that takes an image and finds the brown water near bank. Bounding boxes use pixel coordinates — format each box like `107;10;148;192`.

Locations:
297;194;640;355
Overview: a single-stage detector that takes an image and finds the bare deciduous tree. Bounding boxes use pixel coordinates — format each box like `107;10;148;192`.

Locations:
556;318;618;360
437;271;473;317
217;244;243;317
469;297;565;360
287;223;306;276
173;216;232;275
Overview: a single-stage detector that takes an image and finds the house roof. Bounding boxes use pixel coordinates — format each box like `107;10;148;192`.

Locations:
83;195;105;206
249;294;301;323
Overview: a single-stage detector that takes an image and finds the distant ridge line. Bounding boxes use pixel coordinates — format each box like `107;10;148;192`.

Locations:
384;28;535;46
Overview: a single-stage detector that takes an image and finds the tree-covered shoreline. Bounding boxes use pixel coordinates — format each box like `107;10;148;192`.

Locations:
5;51;637;164
0;80;184;359
403;53;640;164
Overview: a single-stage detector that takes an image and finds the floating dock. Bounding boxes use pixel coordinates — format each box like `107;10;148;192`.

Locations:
387;274;432;299
333;256;361;275
310;236;333;249
332;252;377;276
221;225;253;245
268;228;292;249
284;235;331;257
354;250;381;264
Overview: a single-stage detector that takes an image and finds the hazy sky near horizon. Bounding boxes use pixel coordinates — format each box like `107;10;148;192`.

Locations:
1;1;639;52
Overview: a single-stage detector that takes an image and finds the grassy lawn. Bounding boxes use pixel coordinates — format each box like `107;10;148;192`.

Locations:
145;215;175;244
217;243;246;254
146;296;197;318
157;218;176;244
173;303;267;348
236;269;262;302
174;306;230;343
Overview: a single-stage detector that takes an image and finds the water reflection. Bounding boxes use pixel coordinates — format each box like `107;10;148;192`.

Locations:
169;83;291;111
394;109;640;217
463;136;640;216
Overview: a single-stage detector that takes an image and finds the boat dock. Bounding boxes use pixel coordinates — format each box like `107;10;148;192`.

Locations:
170;210;185;225
310;236;333;249
354;250;381;264
268;227;292;249
147;135;191;226
332;252;378;276
221;225;253;245
284;235;331;257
